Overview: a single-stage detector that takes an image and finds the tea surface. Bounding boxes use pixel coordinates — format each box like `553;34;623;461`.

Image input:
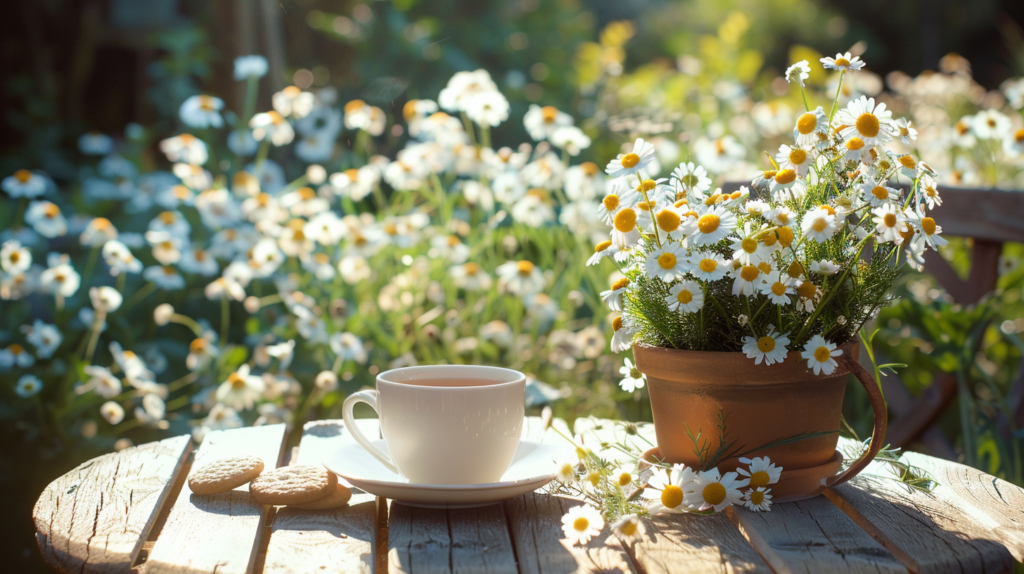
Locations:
394;378;500;387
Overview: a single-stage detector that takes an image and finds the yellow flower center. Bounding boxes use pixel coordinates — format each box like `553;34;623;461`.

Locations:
897;156;916;170
618;519;638;537
771;282;787;296
872;186;889;200
846;137;865;151
620;153;640;169
899;224;915;242
573;517;590;532
814;346;832;362
603;194;620;211
777;212;789;224
229;373;246;390
749;470;770;488
1015;128;1024;143
677;289;693;304
883;213;898;228
778;227;794;247
788;149;807;165
595;240;612;253
741;237;758;254
9;343;24;354
774;169;797;185
581;162;599;176
835;57;850;67
9;251;19;263
925;186;937;197
702;482;727;505
637;179;657;192
856;113;880;138
614;209;637;233
698;259;718;273
541;106;559;123
796;113;818;135
657;253;677;270
616;472;633;487
656;210;681;232
811;217;828;233
44;203;60;218
697;214;720;234
757;337;775;353
750;490;765;505
899;126;910;136
758;261;772;274
762;232;777;247
704;194;720;206
612;316;623;331
612;277;630;291
516;260;535;276
797;281;816;298
740;265;759;282
921;217;937;236
15;169;32;183
661;485;684;509
464;262;480;275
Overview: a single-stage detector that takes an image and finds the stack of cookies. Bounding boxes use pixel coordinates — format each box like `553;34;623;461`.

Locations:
187;455;352;509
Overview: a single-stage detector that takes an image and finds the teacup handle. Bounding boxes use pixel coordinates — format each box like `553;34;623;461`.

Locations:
342;390;399;474
823;354;888;488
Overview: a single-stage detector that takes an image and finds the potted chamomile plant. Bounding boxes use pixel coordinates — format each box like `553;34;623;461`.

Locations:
589;53;943;501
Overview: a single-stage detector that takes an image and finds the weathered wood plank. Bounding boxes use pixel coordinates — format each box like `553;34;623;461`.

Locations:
388;505;452;574
33;435;192;574
264;419;381;574
727;495;905;574
902;451;1024;562
630;512;772;574
826;477;1015;573
145;424;288;574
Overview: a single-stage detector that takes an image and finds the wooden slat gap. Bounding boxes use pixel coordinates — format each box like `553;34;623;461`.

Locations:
375;497;389;574
822;489;921;574
722;507;783;574
131;450;194;572
500;499;525;574
250;423;294;574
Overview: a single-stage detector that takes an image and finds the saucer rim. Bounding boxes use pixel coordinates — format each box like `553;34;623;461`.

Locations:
325;439;563;491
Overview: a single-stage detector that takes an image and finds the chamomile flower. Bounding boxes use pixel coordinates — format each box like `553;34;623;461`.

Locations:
759;271;795;305
450;262;492;291
555;460;577;484
737;456;783;488
612;515;642;542
179;95;224;129
645;244;686;282
642;464;696;514
159;134;208;165
744;199;771;218
793;107;829;148
837;96;893;147
811;260;841;275
610;316;634;353
0;343;34;369
550;126;591;156
1005;128;1024;157
894;154;922;180
971;109;1011;140
684;468;747;512
905;208;947;251
234;55;268;80
775;144;812;176
601;277;631;311
2;169;47;198
730;223;769;266
860;177;898;207
766;206;796;227
872;203;907;244
609;466;637;491
1;240;31;273
216;364;264;410
40;257;81;297
618;358;646;392
465;91;510;127
732;264;764;297
143;265;186;290
78;131;114;155
785;60;811;86
742;488;773;512
83;366;122;399
688;251;730;282
610;207;642;248
841;136;873;164
273;86;316;119
605;138;656;179
561;505;604;546
89;286;123;313
496;260;545;297
801;206;837;243
667;280;704;314
893;118;918;144
689;204;736;246
741;327;790;366
523;104;574;141
25;201;68;238
102;240;142;275
672;162;712;196
250;111;295;146
587;240;619;266
100;401;125;425
820;52;865;71
15;374;43;398
801;334;843;375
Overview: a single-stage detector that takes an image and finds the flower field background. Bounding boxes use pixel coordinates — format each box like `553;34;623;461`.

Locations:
3;0;1024;569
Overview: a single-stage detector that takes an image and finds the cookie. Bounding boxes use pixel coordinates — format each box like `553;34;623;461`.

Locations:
249;464;336;505
288;483;352;510
188;455;265;495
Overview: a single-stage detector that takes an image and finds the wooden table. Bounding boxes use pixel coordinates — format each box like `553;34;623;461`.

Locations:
33;417;1024;573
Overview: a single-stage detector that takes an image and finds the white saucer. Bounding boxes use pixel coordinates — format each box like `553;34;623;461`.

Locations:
323;439;571;508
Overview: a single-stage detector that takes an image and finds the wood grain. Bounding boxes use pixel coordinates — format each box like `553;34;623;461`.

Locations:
387;502;519;574
263;420;382;574
902;451;1024;562
144;424;288;574
727;495;905;573
826;478;1014;573
630;512;772;574
33;435;191;574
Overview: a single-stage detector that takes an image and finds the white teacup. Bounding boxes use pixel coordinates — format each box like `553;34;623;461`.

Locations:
342;365;526;485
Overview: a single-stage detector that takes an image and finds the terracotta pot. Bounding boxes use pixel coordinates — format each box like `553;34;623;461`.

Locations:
632;341;886;502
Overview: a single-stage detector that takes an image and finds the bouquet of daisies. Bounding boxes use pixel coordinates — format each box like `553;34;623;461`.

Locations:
590;53;944;374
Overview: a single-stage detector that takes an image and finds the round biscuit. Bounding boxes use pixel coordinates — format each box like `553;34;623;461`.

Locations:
249;464;336;505
188;455;265;496
288;483;353;510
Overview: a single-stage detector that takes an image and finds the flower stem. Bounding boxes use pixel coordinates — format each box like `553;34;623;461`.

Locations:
220;296;230;349
828;71;845;124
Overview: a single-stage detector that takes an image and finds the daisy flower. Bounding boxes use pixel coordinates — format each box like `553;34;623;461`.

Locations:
612;515;642;542
801;334;843;375
610;466;637;490
15;374;43;398
179;95;224;129
2;169;48;198
860;177;898;207
775;144;811;176
464;91;510;127
785;60;811;86
684;468;747;512
83;366;122;399
820;52;865;71
801;206;837;243
89;286;123;313
610;207;642;248
0;343;35;369
1005;128;1024;157
610;316;634;353
561;505;604;546
234;55;268;80
1;240;31;273
216;364;265;410
741;327;790;365
523;104;574;141
451;262;492;291
759;271;794;305
811;259;841;275
742;488;773;512
732;264;764;297
744;199;771;218
330;332;369;364
971;110;1011;140
555;460;577;484
841;136;873;164
100;401;126;425
601;277;630;311
551;126;591;156
689;204;736;246
688;251;730;282
730;223;769;266
836;96;893;147
617;358;647;392
769;169;807;202
793;107;829;148
667;280;704;314
766;206;796;227
905;208;948;251
159;134;208;165
895;154;922;180
605;138;656;179
646;244;686;282
872;203;907;244
642;464;696;514
40;256;81;297
496;260;545;297
25;201;68;238
737;456;783;488
672;162;712;196
893;118;918;144
250;111;295;146
24;320;63;358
